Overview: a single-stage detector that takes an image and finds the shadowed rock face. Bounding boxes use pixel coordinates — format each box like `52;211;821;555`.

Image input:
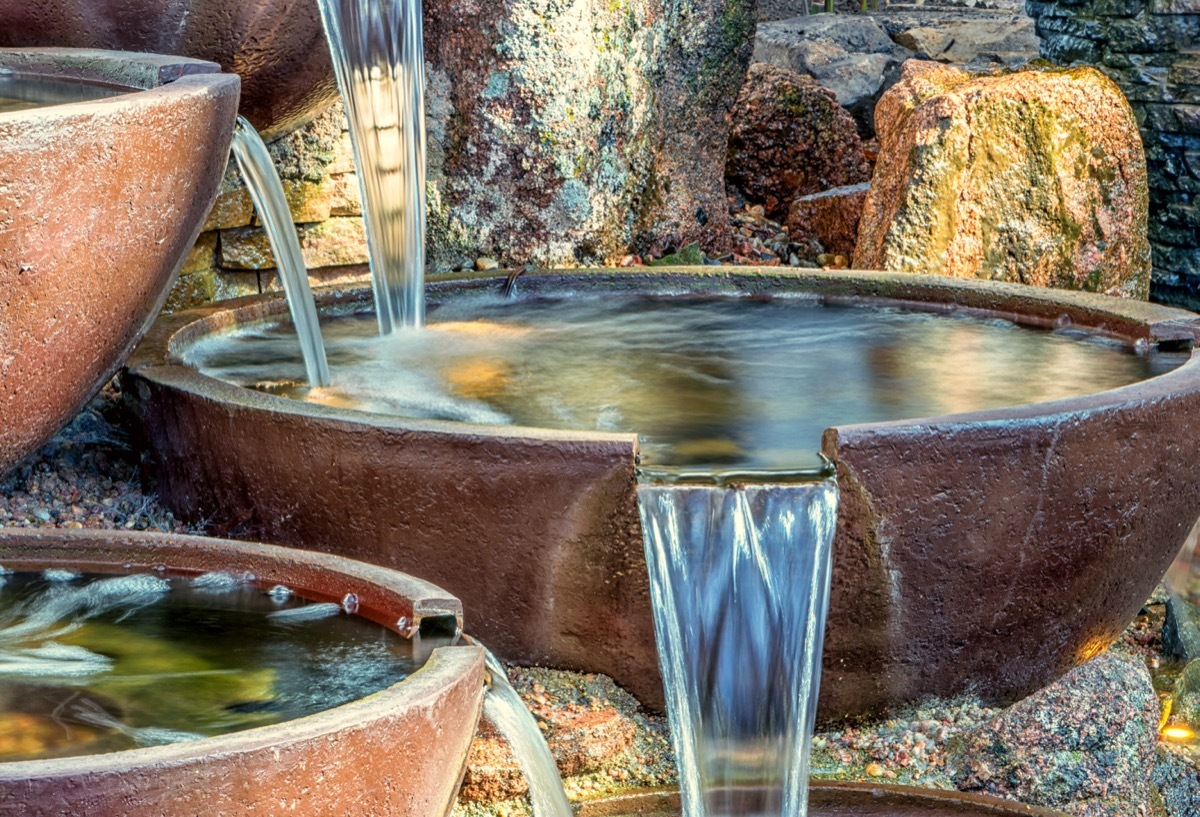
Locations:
0;0;339;139
423;0;758;268
0;48;240;479
854;60;1151;299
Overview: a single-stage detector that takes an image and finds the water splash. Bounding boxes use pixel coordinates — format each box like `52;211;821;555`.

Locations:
639;478;838;817
480;648;572;817
231;117;332;386
317;0;427;333
267;603;343;623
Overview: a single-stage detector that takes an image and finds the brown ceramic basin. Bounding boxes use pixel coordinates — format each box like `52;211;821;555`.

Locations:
577;783;1067;816
0;527;485;816
0;48;239;479
0;2;336;138
124;268;1200;719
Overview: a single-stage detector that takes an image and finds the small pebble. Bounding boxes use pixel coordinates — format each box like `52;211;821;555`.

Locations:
475;256;500;271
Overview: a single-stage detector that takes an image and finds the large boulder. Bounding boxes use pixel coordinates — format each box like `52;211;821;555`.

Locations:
787;182;870;259
423;0;758;269
854;61;1151;299
753;14;908;136
947;653;1160;817
726;63;869;219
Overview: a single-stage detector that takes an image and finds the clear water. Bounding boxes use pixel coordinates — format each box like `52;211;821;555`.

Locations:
0;570;445;762
640;480;838;817
184;294;1187;471
231;117;331;387
317;0;427;333
0;74;124;114
480;649;572;817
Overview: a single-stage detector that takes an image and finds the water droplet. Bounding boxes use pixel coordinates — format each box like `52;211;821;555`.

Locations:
342;593;360;614
267;584;293;603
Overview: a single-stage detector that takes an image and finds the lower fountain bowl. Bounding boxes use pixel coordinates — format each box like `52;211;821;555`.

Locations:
125;267;1200;719
0;48;239;479
577;783;1068;816
0;528;486;816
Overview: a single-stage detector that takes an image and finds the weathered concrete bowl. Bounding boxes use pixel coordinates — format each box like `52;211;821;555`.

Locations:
0;527;485;816
125;268;1200;719
0;48;239;479
578;783;1067;816
0;2;336;138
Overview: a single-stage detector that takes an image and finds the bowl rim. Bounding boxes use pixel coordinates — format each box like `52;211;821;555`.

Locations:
128;266;1200;455
0;527;483;778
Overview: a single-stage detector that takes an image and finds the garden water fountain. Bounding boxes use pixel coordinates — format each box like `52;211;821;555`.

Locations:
123;3;1200;817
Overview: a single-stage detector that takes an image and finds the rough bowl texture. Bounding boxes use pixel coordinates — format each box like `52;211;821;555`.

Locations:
577;782;1068;816
0;528;485;817
0;2;336;138
0;48;240;479
125;268;1200;720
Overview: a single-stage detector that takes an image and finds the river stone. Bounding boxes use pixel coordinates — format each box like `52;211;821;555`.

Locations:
946;653;1160;817
726;63;870;219
422;0;756;270
753;14;908;136
787;182;871;258
853;61;1151;299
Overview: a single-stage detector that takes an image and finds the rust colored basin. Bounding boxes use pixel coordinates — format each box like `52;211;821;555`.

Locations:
124;268;1200;719
0;527;485;817
0;2;336;138
0;48;239;479
577;783;1066;816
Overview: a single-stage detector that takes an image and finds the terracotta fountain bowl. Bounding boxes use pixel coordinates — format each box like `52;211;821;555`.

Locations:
0;48;239;480
124;268;1200;719
0;2;336;138
0;527;486;816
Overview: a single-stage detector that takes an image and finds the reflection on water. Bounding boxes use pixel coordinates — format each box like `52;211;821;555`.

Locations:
185;294;1188;471
0;571;446;761
0;75;125;114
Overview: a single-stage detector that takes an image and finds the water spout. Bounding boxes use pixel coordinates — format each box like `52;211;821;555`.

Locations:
230;118;331;387
479;647;573;817
317;0;428;333
640;477;838;817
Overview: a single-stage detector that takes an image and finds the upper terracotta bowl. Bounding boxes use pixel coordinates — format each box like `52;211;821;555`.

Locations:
125;268;1200;720
0;48;239;479
0;527;485;816
0;2;336;138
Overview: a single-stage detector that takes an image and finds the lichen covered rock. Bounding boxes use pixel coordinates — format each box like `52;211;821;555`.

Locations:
854;60;1151;299
726;63;869;219
423;0;758;270
947;653;1160;817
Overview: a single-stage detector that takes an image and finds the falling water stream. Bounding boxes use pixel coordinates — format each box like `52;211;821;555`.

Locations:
230;118;331;387
317;0;427;333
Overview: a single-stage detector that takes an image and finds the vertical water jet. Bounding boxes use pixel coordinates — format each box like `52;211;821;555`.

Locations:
640;474;838;817
317;0;428;333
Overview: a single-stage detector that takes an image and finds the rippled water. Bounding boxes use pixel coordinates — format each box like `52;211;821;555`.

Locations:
0;570;446;761
187;294;1186;471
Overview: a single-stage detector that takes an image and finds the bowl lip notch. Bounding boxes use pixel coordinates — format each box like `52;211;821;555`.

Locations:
128;266;1200;449
0;527;481;778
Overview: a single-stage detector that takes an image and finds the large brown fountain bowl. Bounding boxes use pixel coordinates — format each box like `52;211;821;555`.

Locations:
0;2;336;138
125;268;1200;720
0;48;239;479
578;783;1067;816
0;527;485;816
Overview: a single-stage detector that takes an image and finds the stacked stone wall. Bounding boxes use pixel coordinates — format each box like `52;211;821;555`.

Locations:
1028;0;1200;307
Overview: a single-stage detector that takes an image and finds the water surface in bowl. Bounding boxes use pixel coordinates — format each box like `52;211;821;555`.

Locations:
185;294;1189;470
0;74;125;114
0;569;445;761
